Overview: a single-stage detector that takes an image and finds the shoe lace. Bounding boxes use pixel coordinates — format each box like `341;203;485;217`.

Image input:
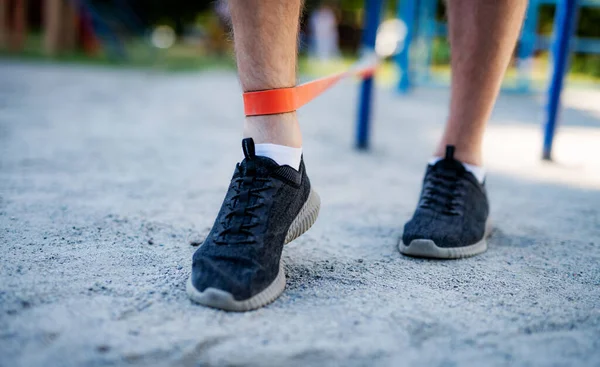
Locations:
215;161;272;245
419;166;466;216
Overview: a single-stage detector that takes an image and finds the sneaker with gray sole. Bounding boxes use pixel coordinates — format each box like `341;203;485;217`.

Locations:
187;138;320;311
399;145;491;259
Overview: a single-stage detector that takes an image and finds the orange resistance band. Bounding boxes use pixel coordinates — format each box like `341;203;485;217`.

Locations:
243;58;379;116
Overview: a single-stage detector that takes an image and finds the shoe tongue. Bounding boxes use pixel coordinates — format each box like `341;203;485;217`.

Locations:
242;138;256;160
433;145;465;172
239;155;280;177
244;155;279;169
444;145;455;161
239;137;276;175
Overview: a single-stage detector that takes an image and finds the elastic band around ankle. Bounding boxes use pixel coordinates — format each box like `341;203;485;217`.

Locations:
242;58;378;116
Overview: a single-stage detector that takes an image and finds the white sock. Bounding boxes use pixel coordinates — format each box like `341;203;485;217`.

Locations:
429;157;486;184
252;143;303;170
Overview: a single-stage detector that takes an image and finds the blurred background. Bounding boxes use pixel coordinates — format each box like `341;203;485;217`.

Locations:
1;0;599;86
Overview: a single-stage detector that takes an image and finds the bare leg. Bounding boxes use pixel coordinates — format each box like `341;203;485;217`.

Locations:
229;0;303;148
436;0;527;165
189;1;319;313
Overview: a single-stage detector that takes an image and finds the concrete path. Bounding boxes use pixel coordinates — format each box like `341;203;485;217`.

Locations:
1;62;599;367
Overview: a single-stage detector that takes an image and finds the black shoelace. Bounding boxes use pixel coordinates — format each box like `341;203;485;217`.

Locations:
215;161;272;245
419;166;466;216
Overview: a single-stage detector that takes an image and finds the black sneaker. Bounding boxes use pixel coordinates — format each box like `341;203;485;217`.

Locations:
187;138;320;311
399;146;491;259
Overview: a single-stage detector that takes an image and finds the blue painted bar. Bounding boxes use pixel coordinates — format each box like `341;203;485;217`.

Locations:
396;0;418;94
356;77;375;149
536;35;600;53
417;0;436;84
542;0;580;160
516;0;540;93
355;0;385;150
537;0;597;5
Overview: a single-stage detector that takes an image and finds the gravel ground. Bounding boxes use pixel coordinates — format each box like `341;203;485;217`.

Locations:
1;61;599;367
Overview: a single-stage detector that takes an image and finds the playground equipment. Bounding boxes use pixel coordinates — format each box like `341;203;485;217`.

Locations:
542;0;581;160
78;0;150;61
356;0;386;149
395;0;600;94
0;0;28;52
355;0;594;160
35;0;148;59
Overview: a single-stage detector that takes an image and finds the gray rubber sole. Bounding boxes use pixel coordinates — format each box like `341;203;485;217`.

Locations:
187;189;321;312
399;219;492;259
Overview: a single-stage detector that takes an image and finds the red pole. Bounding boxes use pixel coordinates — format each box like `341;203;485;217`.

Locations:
0;0;8;49
11;0;27;52
44;0;62;55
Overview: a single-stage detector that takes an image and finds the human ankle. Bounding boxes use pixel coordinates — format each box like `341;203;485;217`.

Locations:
243;112;302;148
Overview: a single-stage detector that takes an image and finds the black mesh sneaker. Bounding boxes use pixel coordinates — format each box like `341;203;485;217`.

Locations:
187;138;320;311
399;146;491;259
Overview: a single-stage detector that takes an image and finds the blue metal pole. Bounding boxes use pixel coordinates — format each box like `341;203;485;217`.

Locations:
542;0;579;160
516;0;540;93
356;77;375;150
397;0;418;94
356;0;385;150
419;0;436;84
